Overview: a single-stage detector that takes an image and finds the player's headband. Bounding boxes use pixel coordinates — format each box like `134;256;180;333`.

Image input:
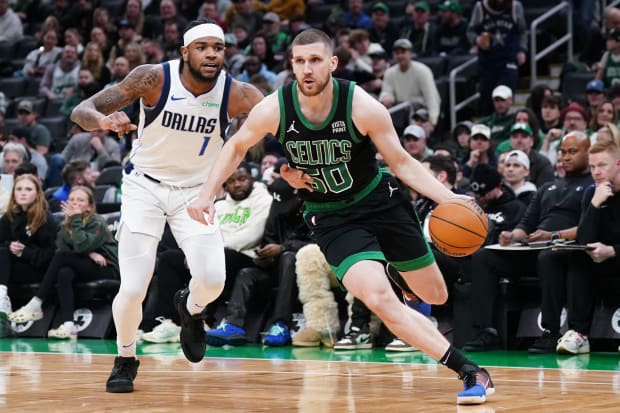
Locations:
183;24;225;47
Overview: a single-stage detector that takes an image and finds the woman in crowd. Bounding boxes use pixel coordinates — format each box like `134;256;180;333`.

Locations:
10;186;119;339
0;174;57;317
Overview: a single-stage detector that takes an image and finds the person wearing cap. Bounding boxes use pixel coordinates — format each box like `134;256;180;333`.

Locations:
508;122;554;187
362;42;389;98
501;149;537;206
541;101;590;166
596;27;620;88
368;2;400;56
399;1;438;57
433;0;469;56
261;12;290;60
15;100;52;156
585;79;606;117
379;37;441;125
189;28;496;405
461;123;497;178
463;131;593;353
401;123;433;162
71;20;265;392
467;0;528;116
480;84;515;145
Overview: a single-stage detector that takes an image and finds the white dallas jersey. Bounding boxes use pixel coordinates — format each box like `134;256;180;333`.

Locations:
130;59;232;187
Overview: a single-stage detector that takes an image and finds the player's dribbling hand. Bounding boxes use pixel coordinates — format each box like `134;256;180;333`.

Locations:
280;164;314;191
187;196;215;226
98;112;137;138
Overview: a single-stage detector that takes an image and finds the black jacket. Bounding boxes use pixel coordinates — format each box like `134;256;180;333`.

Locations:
0;210;58;270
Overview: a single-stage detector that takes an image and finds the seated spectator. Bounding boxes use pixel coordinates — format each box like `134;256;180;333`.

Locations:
595;122;620;146
541;102;590;166
0;142;28;175
21;28;62;78
584;79;606;119
588;100;617;143
15;100;52;156
61;128;121;171
596;28;620;88
506;123;555;187
399;1;437;58
367;2;400;56
161;20;182;61
557;142;620;355
460;124;497;178
0;174;57;317
480;85;515;146
361;42;388;98
379;38;441;126
80;41;111;86
0;0;23;43
8;127;48;180
433;0;469;56
539;95;563;135
497;107;543;153
462;132;592;352
401;124;432;163
205;178;310;346
223;33;245;78
501;149;537;207
236;55;277;88
10;186;119;339
39;44;81;103
48;160;97;212
60;69;101;117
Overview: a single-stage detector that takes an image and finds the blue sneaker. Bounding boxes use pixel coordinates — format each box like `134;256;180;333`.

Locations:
205;321;247;347
404;294;431;317
457;365;495;405
262;321;291;346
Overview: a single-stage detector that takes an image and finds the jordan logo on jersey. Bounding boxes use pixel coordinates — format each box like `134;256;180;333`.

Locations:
287;121;299;134
388;182;399;198
332;120;346;134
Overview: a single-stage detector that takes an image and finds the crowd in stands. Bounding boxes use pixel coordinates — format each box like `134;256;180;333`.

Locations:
0;0;619;359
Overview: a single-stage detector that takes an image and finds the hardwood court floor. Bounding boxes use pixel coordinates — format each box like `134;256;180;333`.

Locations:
1;338;620;412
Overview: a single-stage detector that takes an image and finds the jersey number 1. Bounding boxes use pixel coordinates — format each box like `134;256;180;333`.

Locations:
198;136;211;156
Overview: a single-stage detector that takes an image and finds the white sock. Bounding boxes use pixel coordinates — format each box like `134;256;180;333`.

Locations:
118;340;137;358
62;321;75;329
0;284;7;297
26;297;42;312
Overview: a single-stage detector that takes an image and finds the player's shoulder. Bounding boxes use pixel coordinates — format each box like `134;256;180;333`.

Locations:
228;78;266;115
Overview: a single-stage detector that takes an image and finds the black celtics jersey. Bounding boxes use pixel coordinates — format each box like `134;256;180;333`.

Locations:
277;78;378;203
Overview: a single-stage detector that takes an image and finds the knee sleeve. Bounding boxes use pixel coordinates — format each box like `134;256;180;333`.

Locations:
117;229;159;303
181;235;226;305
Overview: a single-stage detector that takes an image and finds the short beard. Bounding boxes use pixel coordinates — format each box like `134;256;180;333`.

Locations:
184;55;220;83
296;76;329;97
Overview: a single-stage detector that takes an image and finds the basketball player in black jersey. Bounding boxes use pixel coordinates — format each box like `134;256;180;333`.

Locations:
188;28;495;405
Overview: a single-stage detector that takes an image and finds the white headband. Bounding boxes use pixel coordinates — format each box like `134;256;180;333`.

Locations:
183;23;225;47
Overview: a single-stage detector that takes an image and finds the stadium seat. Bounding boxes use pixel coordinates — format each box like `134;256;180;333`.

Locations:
38;116;68;140
417;56;447;79
95;165;122;187
14;36;39;59
0;77;25;99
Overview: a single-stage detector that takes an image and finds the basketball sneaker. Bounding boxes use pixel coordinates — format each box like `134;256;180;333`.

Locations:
334;326;373;350
142;317;181;343
556;329;590;355
262;321;291;346
528;330;560;354
205;320;247;347
106;356;140;393
385;338;419;352
457;364;495;405
174;288;206;362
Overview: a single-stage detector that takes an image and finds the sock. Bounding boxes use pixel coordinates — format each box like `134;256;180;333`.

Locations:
62;321;75;329
26;297;42;312
0;284;7;297
186;293;206;316
118;340;137;358
440;345;478;374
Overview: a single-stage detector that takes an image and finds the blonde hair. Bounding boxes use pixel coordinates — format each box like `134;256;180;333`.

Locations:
6;174;48;233
62;185;96;234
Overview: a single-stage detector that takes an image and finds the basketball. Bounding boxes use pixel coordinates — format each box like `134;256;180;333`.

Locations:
428;198;488;257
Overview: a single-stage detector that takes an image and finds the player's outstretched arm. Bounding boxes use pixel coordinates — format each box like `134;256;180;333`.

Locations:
187;93;280;225
70;64;162;135
352;86;454;204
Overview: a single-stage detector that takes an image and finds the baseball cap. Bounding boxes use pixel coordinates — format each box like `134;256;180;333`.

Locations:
505;149;530;169
414;1;430;12
470;124;491;140
118;19;134;29
585;79;605;93
367;43;386;57
403;124;426;139
262;12;280;23
16;100;34;113
438;0;462;13
371;2;390;13
492;85;513;100
393;38;412;50
224;33;237;46
470;164;502;195
510;122;533;136
412;107;429;122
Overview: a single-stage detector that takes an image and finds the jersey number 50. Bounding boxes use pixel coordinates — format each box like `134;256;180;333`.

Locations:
305;164;353;194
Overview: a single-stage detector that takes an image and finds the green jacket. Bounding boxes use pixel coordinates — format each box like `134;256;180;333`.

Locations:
56;214;119;276
480;112;515;146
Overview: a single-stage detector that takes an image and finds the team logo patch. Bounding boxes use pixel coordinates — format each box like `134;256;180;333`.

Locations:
611;308;620;334
74;308;94;332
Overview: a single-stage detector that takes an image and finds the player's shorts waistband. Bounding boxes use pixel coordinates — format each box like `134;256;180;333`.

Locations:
123;162;201;188
303;168;387;212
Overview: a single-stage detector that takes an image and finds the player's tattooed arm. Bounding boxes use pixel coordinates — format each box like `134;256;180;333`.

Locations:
71;65;162;131
228;79;265;119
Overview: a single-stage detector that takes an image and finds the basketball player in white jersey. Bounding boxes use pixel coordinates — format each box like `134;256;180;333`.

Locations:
70;21;264;393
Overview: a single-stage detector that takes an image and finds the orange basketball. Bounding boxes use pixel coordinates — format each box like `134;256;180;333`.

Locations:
428;198;488;257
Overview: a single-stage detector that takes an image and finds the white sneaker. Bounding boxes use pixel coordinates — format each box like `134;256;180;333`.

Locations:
385;338;419;352
556;329;590;354
142;317;181;343
48;322;78;340
0;294;11;315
